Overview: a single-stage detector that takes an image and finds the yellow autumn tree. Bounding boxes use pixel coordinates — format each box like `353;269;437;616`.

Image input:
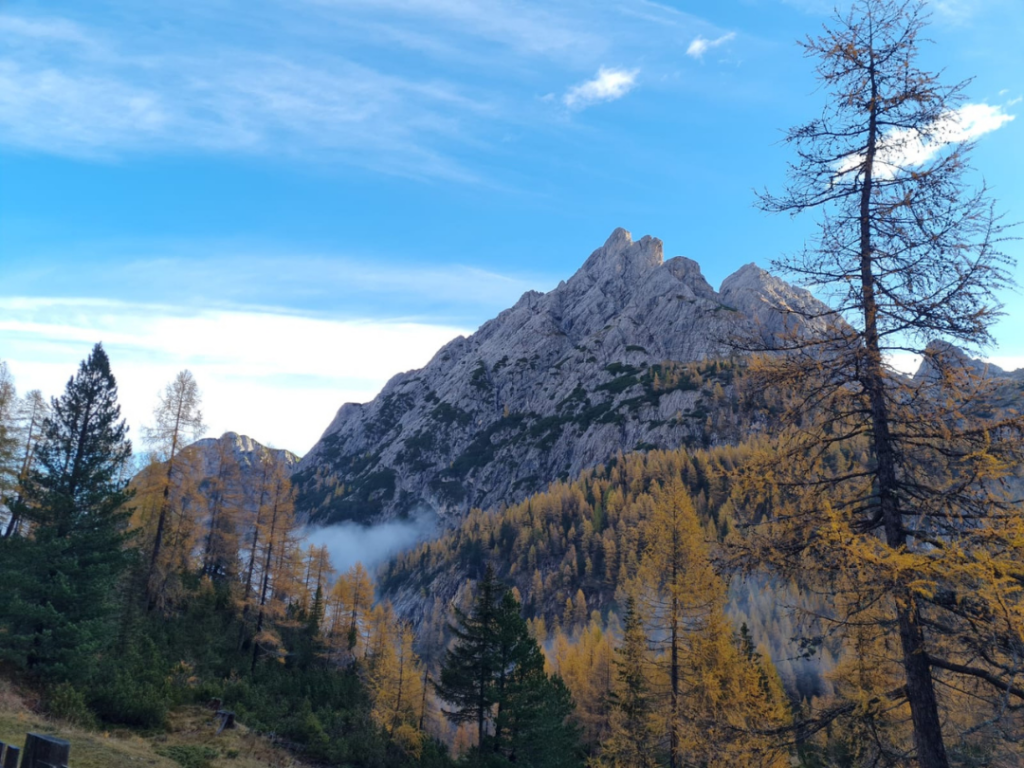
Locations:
130;447;206;608
745;0;1024;763
141;370;206;607
548;615;615;747
635;480;790;768
368;616;426;757
245;460;300;673
327;562;375;661
199;438;245;583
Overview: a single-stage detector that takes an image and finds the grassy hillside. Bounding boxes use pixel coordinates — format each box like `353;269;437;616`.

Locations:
0;681;305;768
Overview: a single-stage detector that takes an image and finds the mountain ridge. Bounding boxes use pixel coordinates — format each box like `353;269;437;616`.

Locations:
292;228;831;526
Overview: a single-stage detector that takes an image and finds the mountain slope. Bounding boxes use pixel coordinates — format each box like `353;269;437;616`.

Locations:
134;432;299;521
294;228;828;525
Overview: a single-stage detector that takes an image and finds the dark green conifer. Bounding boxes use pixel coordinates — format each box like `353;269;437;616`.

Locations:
0;343;134;683
437;567;583;767
435;565;502;749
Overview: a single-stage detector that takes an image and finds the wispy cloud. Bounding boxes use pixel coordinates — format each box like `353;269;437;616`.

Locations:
0;297;471;454
304;0;603;60
932;0;985;23
836;103;1015;180
304;510;437;573
0;12;495;180
563;67;639;110
3;243;550;319
0;14;96;46
0;3;736;178
686;32;735;60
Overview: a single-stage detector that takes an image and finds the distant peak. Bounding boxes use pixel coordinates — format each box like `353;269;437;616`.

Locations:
719;263;767;293
604;227;633;250
576;228;663;285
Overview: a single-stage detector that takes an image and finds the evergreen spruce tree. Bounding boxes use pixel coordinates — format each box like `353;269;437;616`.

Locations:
0;343;134;683
435;565;503;751
501;648;582;768
437;567;583;767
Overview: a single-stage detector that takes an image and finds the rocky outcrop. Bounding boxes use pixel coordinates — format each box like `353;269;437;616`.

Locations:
293;229;830;526
136;432;300;519
187;432;300;478
914;340;1024;383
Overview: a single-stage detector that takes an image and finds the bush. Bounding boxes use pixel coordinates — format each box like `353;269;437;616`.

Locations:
46;682;97;728
89;669;169;729
89;637;171;728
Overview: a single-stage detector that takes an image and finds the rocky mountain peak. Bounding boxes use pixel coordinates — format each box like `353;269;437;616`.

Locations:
294;229;835;526
191;431;300;469
914;340;1024;382
576;228;663;284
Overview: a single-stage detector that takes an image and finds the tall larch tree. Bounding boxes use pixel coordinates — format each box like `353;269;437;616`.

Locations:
200;438;245;582
3;389;50;538
634;481;715;768
327;562;375;660
143;369;205;607
636;481;790;766
368;618;427;757
0;361;18;518
248;460;299;673
746;0;1023;764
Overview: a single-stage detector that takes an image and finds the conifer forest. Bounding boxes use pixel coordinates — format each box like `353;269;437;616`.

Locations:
2;2;1023;767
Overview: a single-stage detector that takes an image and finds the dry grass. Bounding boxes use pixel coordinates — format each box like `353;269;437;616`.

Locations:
0;681;307;768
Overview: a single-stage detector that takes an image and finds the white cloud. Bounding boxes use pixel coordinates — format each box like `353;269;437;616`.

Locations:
886;352;1024;378
306;0;602;60
0;298;470;455
932;0;981;23
304;511;437;574
988;356;1024;373
0;15;96;46
563;67;639;110
836;103;1015;181
0;13;492;180
886;353;922;376
4;243;549;317
686;32;735;60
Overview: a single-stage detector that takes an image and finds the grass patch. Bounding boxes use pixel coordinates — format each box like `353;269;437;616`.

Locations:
0;685;303;768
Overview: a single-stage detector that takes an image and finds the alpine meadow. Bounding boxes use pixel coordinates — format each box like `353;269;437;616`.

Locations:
2;1;1024;768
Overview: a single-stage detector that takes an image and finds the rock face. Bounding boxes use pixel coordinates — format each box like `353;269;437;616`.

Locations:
187;432;300;484
293;229;828;526
140;432;301;517
914;340;1024;383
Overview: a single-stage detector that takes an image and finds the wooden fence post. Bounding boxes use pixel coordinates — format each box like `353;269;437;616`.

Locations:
21;734;69;768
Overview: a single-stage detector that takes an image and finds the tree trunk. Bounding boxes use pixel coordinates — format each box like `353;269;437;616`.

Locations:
859;47;949;768
669;536;679;768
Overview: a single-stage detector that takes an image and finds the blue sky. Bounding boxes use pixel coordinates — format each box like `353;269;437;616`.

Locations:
1;0;1022;454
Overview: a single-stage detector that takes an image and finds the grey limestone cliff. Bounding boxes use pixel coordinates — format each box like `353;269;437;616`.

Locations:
293;229;828;525
135;432;300;519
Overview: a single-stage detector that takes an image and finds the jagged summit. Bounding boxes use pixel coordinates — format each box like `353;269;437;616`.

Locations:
914;340;1024;382
180;432;299;479
293;229;833;526
576;228;663;284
